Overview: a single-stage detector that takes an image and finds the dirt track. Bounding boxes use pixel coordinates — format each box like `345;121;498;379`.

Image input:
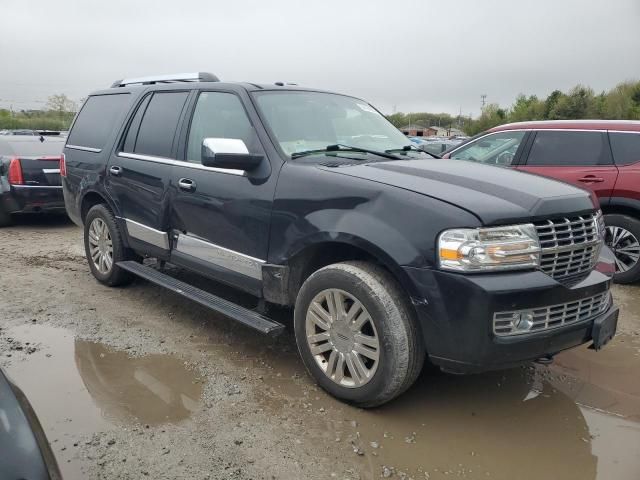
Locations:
1;216;639;480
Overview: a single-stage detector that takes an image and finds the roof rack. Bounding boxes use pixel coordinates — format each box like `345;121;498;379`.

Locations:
110;72;219;88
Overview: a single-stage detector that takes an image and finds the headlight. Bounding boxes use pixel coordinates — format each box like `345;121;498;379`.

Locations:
438;224;541;272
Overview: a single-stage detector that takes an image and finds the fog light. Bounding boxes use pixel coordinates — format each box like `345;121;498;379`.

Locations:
511;311;534;332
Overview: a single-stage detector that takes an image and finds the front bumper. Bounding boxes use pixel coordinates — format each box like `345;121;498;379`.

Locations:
1;185;65;214
404;247;617;374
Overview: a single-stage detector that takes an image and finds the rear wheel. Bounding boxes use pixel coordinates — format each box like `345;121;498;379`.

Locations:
0;207;12;227
294;261;425;407
604;214;640;284
84;204;133;286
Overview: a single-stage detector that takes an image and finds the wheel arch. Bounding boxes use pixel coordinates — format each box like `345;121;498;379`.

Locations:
601;198;640;220
80;190;119;224
283;234;421;308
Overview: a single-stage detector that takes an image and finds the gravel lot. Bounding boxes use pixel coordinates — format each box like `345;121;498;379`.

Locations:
1;216;639;480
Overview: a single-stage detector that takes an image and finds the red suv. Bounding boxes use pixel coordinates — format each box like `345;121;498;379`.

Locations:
443;120;640;283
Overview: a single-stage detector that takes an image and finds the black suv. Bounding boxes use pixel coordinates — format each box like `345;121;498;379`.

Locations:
62;72;618;406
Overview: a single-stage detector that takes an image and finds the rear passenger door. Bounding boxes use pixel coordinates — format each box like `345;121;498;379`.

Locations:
168;90;275;295
516;130;618;205
107;90;190;256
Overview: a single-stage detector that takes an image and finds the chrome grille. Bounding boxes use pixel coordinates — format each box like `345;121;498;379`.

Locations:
493;291;610;336
534;213;601;283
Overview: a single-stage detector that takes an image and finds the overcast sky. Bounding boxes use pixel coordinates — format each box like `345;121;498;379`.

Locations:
1;0;639;116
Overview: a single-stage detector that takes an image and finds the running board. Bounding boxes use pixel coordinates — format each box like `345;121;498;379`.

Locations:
116;261;285;336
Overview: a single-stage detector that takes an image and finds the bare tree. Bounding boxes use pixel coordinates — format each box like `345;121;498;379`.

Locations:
46;94;76;114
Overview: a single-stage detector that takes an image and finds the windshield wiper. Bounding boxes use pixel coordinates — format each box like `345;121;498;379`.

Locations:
385;145;440;159
292;144;401;160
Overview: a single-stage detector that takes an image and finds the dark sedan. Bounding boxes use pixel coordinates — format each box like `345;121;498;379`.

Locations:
0;135;65;226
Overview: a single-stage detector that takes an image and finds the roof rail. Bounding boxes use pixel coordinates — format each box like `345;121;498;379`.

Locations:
110;72;219;88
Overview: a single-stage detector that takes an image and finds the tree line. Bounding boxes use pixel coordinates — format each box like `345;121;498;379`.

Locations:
0;94;77;131
3;82;640;134
387;80;640;136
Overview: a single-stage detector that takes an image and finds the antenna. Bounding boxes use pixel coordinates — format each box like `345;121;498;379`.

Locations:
481;94;487;109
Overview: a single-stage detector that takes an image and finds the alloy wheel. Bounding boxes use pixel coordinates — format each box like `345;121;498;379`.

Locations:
305;288;380;388
606;225;640;273
88;218;113;274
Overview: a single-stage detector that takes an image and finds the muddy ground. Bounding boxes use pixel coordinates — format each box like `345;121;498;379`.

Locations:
1;216;639;480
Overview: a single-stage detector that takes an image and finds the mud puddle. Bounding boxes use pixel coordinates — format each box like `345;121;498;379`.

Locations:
188;327;640;480
2;324;203;478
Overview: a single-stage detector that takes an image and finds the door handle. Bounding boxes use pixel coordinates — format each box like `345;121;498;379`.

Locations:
578;175;605;183
109;165;123;176
178;178;197;192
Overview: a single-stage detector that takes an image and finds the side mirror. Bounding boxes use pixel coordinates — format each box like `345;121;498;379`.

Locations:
201;138;263;171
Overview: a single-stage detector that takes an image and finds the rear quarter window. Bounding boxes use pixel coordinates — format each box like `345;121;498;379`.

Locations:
67;93;131;151
609;132;640;166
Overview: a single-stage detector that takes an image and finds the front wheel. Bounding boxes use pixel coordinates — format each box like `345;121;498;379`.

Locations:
84;204;133;286
294;261;425;407
604;214;640;284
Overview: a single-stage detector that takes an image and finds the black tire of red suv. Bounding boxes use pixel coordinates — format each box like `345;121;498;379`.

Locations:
294;261;425;408
604;213;640;284
84;204;134;287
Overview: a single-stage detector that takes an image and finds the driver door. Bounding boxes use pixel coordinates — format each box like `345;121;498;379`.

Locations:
447;130;530;167
168;90;276;296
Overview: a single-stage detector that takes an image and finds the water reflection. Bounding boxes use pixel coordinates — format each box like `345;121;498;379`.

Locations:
74;340;202;426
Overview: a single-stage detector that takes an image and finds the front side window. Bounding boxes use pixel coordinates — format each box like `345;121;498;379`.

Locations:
131;91;189;158
186;92;259;163
253;91;412;157
526;131;611;166
450;131;525;166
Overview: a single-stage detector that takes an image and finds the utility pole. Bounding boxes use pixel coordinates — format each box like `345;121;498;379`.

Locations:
481;94;487;109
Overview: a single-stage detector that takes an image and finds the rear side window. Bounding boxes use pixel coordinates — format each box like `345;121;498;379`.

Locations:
67;94;130;150
130;91;189;158
526;131;611;166
609;132;640;166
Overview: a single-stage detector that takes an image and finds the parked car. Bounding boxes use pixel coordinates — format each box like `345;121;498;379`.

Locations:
443;120;640;283
0;135;66;226
62;73;618;406
0;368;62;480
419;138;462;156
0;129;39;136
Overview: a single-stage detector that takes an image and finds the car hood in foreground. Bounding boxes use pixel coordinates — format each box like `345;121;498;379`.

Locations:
323;159;595;225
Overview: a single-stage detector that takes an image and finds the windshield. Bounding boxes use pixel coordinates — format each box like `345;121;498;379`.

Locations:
253;91;413;157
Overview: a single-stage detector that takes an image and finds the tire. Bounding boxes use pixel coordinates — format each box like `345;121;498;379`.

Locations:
84;204;133;286
294;261;425;407
0;208;12;227
604;214;640;284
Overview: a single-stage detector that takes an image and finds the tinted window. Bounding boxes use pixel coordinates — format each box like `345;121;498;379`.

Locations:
609;132;640;166
122;95;152;153
186;92;259;162
134;92;189;158
450;131;525;166
67;94;130;150
527;131;611;166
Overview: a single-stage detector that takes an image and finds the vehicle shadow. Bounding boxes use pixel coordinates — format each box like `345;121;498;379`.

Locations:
7;213;75;229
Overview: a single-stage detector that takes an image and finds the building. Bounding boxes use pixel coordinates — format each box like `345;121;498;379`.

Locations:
400;126;438;137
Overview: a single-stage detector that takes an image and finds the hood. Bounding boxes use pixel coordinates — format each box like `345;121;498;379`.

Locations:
322;159;595;225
